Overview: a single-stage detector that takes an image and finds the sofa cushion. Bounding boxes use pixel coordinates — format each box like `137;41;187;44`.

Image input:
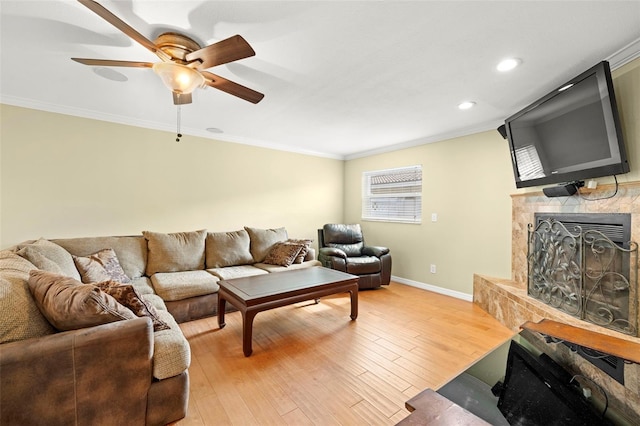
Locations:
16;239;81;281
0;251;55;343
254;259;322;273
205;229;254;268
131;276;155;295
244;226;288;263
206;265;269;280
346;256;381;274
53;236;148;279
96;280;170;332
141;293;168;311
151;270;219;302
73;248;131;284
0;250;36;275
152;309;191;380
143;230;206;275
263;242;303;267
28;270;137;331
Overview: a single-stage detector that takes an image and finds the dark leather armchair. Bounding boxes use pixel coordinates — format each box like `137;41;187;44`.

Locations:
318;223;391;289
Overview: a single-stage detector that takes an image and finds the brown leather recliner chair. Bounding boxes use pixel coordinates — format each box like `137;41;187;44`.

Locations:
318;223;391;289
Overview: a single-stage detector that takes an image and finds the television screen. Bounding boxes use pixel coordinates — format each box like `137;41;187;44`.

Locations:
505;61;629;188
498;340;607;425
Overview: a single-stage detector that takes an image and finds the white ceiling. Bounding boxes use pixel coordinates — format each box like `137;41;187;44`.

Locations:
1;1;639;159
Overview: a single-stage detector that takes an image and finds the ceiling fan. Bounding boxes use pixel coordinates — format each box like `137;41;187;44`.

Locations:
71;0;264;106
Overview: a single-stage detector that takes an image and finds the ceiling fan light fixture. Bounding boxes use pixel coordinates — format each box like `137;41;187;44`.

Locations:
152;62;205;94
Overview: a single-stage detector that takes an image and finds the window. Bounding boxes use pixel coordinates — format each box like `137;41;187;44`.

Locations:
362;165;422;223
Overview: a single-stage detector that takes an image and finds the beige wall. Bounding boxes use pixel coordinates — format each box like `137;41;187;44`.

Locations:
611;58;640;184
344;131;515;295
0;105;344;248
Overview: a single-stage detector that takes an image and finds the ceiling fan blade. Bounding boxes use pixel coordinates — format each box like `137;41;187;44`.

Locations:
77;0;169;60
201;71;264;104
72;58;153;68
173;92;192;105
185;35;255;70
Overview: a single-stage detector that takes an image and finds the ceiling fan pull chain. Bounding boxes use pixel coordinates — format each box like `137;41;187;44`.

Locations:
176;104;182;142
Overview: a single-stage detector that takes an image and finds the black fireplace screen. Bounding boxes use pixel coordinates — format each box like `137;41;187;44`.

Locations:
528;214;638;336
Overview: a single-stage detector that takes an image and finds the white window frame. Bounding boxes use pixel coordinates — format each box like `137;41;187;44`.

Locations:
362;165;422;224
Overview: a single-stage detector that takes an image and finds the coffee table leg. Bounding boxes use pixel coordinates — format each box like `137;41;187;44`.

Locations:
218;296;226;329
350;286;358;320
243;310;257;357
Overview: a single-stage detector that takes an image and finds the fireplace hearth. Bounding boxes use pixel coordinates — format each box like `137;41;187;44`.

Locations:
528;213;638;336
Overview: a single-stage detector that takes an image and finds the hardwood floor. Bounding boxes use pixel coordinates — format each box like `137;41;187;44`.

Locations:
177;282;515;425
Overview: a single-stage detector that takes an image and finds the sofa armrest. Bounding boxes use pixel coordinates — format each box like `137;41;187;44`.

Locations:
319;247;347;259
304;247;317;261
318;247;348;272
362;246;390;257
1;317;154;426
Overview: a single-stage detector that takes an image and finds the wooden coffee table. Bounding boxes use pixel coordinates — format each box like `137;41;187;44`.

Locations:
217;266;359;356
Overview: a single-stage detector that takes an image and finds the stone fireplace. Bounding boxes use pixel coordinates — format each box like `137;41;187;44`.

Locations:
473;181;640;421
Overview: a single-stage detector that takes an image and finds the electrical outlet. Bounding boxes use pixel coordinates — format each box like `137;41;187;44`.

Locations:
431;213;438;222
430;264;436;274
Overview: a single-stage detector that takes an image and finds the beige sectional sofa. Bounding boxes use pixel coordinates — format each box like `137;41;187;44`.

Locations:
0;226;319;425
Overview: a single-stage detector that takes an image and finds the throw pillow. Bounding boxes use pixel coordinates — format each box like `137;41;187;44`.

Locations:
16;246;65;274
205;229;254;268
143;230;207;275
286;238;313;263
263;242;303;267
96;281;170;332
27;270;137;331
73;248;131;284
244;226;288;263
16;239;81;281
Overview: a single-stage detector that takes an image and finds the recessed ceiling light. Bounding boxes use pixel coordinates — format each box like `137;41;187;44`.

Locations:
497;58;521;72
206;127;223;134
458;101;476;110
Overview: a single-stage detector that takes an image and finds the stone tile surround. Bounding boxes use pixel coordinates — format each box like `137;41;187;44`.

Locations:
473;181;640;422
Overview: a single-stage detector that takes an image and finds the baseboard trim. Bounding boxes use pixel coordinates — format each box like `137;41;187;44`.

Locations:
391;275;473;302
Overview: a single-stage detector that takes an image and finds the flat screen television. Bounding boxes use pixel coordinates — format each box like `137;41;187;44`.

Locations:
505;61;629;188
498;340;608;425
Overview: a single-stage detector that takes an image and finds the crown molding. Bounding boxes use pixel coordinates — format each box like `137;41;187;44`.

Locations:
0;96;343;161
344;121;499;160
607;37;640;70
